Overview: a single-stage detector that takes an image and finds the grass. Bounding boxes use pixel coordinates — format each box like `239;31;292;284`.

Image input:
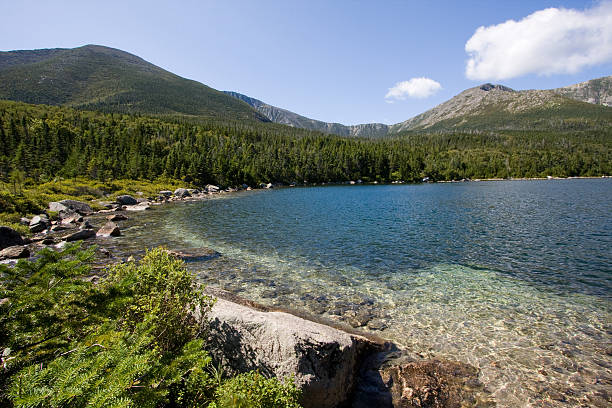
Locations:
0;176;191;224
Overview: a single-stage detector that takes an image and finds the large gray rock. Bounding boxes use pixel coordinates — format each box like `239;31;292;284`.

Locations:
48;201;68;213
116;195;138;205
0;245;30;260
206;184;220;193
51;200;94;215
159;190;173;197
96;222;120;237
206;297;379;408
0;226;24;250
173;188;191;198
29;215;49;233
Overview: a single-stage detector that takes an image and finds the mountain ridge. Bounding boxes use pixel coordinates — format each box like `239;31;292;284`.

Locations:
226;76;612;135
0;44;610;135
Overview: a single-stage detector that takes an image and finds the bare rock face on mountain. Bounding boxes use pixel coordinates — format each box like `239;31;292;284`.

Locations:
553;75;612;107
206;297;380;408
224;91;390;138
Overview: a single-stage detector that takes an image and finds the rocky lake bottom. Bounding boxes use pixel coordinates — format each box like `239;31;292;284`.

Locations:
93;180;611;407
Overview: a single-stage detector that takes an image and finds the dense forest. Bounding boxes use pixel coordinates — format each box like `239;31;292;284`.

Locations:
1;100;610;188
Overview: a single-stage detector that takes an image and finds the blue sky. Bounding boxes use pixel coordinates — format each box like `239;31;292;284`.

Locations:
2;0;611;125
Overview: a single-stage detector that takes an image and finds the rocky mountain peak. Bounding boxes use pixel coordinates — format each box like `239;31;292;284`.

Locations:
479;84;515;92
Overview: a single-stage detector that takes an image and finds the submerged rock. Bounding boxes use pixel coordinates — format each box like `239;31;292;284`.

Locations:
96;222;121;237
0;226;24;250
352;350;492;408
207;297;380;408
64;229;96;242
107;213;128;221
164;248;220;262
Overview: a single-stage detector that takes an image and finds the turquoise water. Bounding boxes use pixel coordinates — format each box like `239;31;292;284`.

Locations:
111;180;612;407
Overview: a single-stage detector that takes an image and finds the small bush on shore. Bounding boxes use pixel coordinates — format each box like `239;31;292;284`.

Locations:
211;371;301;408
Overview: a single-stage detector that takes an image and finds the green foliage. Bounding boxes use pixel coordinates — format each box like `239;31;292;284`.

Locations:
0;191;43;215
0;244;97;372
0;100;609;189
107;248;215;352
211;371;301;408
1;246;219;407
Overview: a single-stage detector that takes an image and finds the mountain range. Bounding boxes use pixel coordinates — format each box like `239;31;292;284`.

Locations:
1;44;611;135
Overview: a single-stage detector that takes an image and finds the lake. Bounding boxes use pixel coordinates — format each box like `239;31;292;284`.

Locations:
110;179;612;407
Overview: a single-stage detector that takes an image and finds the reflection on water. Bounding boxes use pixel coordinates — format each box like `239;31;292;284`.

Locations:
105;180;612;407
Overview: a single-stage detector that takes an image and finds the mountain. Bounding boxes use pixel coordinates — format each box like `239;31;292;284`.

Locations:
223;91;389;138
0;45;266;122
0;44;610;135
391;82;612;133
227;77;612;136
552;76;612;107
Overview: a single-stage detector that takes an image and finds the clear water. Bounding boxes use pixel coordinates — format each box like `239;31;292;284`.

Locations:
108;180;612;407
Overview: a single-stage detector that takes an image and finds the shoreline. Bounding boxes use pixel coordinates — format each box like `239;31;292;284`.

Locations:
3;178;612;407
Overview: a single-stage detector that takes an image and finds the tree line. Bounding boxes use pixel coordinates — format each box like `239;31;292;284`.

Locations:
1;100;610;187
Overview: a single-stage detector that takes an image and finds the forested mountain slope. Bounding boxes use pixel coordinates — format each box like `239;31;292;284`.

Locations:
1;100;609;186
0;45;266;122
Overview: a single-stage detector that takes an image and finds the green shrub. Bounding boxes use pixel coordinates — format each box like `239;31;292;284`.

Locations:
211;371;301;408
106;248;215;352
1;246;217;407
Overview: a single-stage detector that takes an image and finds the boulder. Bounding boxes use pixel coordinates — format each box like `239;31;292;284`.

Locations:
57;200;93;215
29;215;49;233
174;188;191;198
0;245;29;260
206;298;379;408
64;229;96;242
159;190;173;197
265;182;274;189
80;220;94;230
96;222;121;237
19;217;30;225
352;350;491;408
0;226;24;250
116;195;138;206
206;184;220;193
107;214;128;221
125;203;150;211
61;214;83;225
48;201;68;213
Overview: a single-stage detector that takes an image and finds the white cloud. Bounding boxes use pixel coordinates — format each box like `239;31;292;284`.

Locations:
465;2;612;80
385;77;442;101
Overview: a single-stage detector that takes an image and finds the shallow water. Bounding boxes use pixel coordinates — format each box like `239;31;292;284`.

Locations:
107;180;612;407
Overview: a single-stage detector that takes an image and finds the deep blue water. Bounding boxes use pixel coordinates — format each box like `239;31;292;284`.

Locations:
173;179;612;299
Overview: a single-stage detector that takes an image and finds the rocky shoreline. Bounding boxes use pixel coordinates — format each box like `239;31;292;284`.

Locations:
0;185;494;407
